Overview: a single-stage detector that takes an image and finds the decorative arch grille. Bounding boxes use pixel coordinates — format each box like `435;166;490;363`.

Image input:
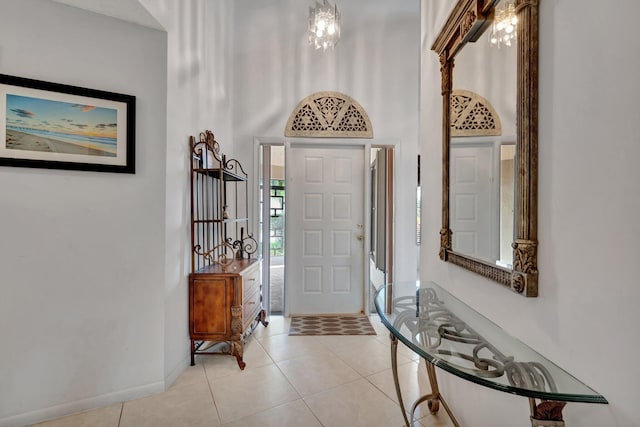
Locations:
285;91;373;138
450;89;502;137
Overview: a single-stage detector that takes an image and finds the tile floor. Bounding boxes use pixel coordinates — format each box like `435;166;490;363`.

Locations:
31;316;455;427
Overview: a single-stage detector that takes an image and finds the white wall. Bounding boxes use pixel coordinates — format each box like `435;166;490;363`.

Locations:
138;0;235;388
231;0;421;284
421;1;640;426
0;1;167;425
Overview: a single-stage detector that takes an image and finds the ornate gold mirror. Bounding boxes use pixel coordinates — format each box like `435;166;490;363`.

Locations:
431;0;539;296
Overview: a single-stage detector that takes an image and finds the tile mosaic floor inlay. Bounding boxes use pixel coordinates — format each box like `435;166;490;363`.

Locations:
288;315;377;336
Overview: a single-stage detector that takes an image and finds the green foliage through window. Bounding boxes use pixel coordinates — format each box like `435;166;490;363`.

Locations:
270;179;285;256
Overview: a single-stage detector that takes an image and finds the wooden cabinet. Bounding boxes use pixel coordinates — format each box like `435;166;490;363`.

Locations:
189;259;266;368
188;131;267;369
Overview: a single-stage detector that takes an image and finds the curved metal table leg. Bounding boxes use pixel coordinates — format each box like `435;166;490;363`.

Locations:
391;334;413;426
390;334;460;427
423;361;460;427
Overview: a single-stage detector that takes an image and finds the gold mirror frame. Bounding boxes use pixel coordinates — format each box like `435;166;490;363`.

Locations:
431;0;539;296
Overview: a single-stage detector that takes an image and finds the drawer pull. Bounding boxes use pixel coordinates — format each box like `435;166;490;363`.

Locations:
247;301;256;305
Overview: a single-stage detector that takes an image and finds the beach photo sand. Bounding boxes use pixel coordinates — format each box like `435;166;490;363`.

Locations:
6;129;115;156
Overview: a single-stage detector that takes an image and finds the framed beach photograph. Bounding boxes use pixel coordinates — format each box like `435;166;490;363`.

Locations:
0;74;135;173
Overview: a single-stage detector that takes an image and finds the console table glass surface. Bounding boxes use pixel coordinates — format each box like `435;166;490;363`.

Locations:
375;281;606;403
375;281;607;426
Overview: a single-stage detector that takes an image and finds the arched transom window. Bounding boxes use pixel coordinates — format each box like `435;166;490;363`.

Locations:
285;91;373;138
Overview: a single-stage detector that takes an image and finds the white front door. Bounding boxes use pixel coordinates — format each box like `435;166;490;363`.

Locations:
286;144;365;314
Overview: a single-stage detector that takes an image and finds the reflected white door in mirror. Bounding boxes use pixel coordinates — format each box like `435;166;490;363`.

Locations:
450;138;515;268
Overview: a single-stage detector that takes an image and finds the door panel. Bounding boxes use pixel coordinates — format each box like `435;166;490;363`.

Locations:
450;144;497;262
287;144;364;314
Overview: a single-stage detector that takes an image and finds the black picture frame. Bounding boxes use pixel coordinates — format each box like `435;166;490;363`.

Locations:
0;74;135;173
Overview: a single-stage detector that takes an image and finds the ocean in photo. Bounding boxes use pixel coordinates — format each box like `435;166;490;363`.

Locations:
6;125;117;155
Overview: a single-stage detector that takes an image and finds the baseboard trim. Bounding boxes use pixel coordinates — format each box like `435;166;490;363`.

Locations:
164;354;190;390
1;355;191;427
0;381;164;427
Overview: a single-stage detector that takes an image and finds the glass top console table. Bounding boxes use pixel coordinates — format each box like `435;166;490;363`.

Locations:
374;281;607;427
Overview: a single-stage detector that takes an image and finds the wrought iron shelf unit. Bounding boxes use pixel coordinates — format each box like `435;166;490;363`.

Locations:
188;130;266;370
189;130;257;271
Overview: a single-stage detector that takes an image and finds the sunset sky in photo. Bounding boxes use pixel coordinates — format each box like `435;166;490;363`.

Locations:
6;94;117;139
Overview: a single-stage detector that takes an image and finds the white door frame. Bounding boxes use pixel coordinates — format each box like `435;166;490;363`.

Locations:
253;137;398;317
252;137;285;318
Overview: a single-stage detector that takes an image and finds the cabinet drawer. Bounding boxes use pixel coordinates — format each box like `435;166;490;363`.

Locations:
242;287;261;327
242;264;260;301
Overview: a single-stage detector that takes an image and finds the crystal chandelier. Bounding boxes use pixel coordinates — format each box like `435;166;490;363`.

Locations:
488;0;517;48
308;0;341;51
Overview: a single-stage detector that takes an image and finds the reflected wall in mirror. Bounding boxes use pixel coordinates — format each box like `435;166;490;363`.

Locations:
432;0;539;296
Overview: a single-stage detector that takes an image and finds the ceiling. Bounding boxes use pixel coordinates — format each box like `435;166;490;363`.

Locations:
51;0;163;30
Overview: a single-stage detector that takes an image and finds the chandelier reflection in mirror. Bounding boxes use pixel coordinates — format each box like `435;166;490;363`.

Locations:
488;0;517;47
308;0;341;51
